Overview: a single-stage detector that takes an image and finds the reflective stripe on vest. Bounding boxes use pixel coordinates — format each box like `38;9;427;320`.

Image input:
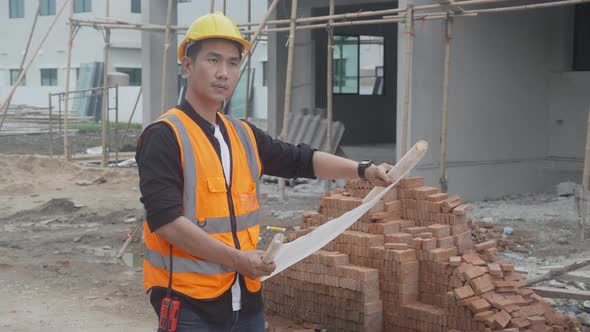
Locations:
144;246;234;275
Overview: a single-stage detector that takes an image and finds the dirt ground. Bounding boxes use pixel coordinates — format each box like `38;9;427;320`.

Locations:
1;152;589;331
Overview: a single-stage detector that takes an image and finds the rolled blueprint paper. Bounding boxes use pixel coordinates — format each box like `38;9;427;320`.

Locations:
362;140;429;203
263;233;284;263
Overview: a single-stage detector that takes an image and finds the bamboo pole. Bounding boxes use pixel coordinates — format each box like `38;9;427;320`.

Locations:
326;0;335;155
278;0;299;201
0;0;72;131
68;0;590;35
63;0;74;161
234;0;514;28
526;258;590;286
580;109;590;241
220;0;282;117
324;0;335;192
244;0;252;120
401;1;414;155
0;1;40;132
160;0;174;114
101;0;110;167
439;16;454;193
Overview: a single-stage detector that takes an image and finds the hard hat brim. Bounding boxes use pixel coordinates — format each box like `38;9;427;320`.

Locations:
178;36;251;63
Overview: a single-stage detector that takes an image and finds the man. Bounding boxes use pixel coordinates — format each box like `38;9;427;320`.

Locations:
136;13;393;332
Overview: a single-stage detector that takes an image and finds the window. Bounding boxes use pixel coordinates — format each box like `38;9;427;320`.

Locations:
262;61;268;87
10;69;26;86
9;0;24;18
40;0;56;16
74;0;91;13
332;35;384;95
116;67;142;86
131;0;141;13
574;3;590;71
41;68;58;86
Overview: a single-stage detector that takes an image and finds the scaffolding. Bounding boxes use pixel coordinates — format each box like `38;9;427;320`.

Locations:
0;0;588;239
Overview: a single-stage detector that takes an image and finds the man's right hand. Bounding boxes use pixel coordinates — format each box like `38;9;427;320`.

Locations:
233;250;276;279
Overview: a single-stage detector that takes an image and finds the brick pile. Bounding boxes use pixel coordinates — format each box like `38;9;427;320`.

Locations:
263;177;579;331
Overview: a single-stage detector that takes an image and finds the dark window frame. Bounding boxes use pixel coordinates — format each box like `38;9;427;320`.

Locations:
9;0;25;18
573;3;590;71
40;0;56;16
40;68;58;86
262;61;268;87
131;0;141;13
116;67;142;86
74;0;92;13
10;69;26;86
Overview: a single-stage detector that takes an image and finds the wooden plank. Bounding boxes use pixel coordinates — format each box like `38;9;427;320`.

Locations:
529;287;590;301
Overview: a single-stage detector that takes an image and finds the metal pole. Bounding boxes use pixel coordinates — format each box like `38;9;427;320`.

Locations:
101;0;111;167
439;16;453;193
401;1;414;155
580;109;590;241
118;87;142;153
223;0;227;15
160;0;174;114
210;0;215;13
324;0;335;192
244;0;252;119
49;94;53;157
64;0;74;161
278;0;299;201
115;85;119;166
59;95;63;134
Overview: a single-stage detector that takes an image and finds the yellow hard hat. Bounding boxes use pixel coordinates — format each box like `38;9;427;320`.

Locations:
178;13;250;62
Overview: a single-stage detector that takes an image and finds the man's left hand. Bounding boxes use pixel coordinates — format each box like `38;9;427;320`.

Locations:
364;163;394;187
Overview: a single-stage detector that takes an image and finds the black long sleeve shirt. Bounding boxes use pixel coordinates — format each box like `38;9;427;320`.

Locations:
135;99;316;322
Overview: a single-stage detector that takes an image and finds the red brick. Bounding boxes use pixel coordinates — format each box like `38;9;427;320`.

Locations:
437;236;455;249
449;256;461;267
399;176;424;189
491;310;511;329
453;204;469;215
384;242;408;250
390;249;417;263
441;195;461;213
470;275;495;295
474;310;495;321
426;192;448;202
453;285;475;300
463;253;487;266
427;224;451;238
422;238;437;251
474;240;497;252
463;266;487;281
469;298;492;313
488;263;503;276
385;233;412;244
429;247;457;262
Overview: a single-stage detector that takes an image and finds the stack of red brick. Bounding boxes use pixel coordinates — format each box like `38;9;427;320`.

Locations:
263;177;578;331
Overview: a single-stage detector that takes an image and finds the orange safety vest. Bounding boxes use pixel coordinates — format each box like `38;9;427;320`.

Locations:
143;108;262;300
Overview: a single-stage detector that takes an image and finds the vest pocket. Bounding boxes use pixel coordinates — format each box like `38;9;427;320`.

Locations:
238;182;257;213
206;177;228;193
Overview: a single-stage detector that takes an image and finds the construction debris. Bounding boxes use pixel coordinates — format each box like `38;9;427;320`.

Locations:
264;177;581;331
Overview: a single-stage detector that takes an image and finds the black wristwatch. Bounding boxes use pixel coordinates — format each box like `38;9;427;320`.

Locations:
357;160;374;182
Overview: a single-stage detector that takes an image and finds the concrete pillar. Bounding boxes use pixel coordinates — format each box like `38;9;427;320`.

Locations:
141;0;178;127
267;0;289;137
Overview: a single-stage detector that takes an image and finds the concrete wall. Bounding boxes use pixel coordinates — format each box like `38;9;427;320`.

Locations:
397;1;589;200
